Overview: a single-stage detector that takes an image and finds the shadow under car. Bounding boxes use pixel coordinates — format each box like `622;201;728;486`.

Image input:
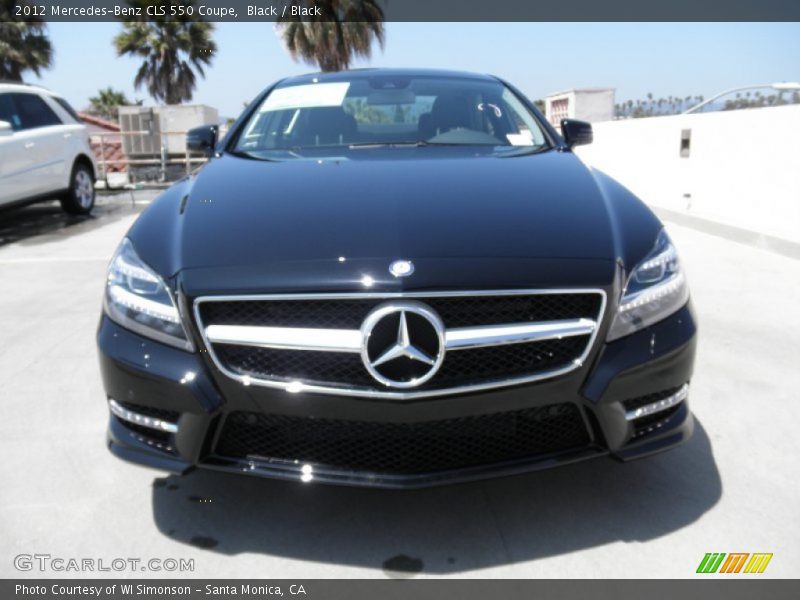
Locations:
150;419;720;575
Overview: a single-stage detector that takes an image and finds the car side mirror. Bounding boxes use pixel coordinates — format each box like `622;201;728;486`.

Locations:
0;120;13;136
186;124;218;156
561;119;593;148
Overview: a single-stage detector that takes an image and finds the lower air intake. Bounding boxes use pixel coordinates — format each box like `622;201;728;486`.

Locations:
215;403;590;475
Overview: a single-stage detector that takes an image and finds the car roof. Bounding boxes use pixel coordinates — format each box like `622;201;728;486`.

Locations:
0;81;56;96
278;68;499;87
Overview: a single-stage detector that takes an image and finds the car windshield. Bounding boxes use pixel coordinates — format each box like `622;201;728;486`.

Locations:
233;74;549;158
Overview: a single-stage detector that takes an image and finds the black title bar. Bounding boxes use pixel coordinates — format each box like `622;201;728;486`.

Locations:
5;0;800;22
4;580;800;600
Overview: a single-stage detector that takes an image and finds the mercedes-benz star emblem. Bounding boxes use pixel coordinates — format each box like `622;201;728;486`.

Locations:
389;259;414;278
360;301;445;388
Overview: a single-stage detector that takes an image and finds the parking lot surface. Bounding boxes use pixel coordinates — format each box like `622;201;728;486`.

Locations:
1;193;798;578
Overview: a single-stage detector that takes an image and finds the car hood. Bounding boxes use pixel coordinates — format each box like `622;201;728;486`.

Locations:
130;148;645;295
188;149;616;255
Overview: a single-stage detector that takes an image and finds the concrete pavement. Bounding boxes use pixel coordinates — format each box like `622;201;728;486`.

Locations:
0;194;798;578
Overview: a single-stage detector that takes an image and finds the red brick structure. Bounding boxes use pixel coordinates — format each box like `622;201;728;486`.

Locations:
79;112;127;174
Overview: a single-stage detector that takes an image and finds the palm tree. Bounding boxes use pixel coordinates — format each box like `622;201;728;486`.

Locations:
277;0;385;72
0;0;53;81
114;1;216;104
89;87;133;121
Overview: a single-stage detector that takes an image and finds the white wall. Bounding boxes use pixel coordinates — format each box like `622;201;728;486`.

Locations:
575;105;800;243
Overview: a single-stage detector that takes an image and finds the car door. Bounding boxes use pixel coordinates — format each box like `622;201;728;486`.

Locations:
10;92;66;198
49;94;90;190
0;92;37;206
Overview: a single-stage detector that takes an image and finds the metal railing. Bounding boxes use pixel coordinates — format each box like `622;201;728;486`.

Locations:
89;129;209;186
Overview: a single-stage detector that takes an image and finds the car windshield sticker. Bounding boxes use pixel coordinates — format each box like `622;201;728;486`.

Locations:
506;131;535;146
260;82;350;112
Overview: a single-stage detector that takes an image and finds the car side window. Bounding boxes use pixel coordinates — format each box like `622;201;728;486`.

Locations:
53;96;82;123
12;93;62;130
0;93;21;130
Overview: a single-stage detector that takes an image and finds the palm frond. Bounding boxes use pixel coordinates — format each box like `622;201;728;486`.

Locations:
113;1;216;104
0;0;53;80
277;0;385;72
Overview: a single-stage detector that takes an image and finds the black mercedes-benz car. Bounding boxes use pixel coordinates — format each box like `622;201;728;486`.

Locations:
98;69;696;488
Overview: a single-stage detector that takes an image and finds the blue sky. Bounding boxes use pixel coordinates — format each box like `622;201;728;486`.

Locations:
30;22;800;118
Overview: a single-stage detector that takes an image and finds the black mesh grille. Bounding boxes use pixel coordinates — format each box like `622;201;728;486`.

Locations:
435;335;589;387
216;345;374;387
215;335;590;390
199;293;601;391
199;293;601;329
215;404;590;474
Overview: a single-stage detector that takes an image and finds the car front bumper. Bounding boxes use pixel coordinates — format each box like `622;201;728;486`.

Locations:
98;302;697;489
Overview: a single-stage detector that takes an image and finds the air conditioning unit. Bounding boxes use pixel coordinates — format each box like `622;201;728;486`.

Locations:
118;107;161;157
118;105;219;157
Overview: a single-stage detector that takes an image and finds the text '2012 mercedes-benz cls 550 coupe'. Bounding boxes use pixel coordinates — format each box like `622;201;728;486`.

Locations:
97;69;697;488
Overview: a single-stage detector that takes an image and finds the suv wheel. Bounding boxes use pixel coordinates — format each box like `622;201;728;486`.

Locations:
60;163;95;215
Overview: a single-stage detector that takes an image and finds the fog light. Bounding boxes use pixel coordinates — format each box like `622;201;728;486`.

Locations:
108;399;178;433
624;384;689;421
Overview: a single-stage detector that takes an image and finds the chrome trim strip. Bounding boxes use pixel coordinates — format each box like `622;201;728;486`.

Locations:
193;288;607;400
195;288;605;301
625;384;689;421
445;318;596;351
204;317;596;354
206;324;362;353
108;399;178;433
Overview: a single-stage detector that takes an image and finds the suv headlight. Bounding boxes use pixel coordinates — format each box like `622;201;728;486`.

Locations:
607;229;690;341
104;238;193;351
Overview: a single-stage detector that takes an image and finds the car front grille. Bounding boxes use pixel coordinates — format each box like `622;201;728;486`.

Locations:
215;334;591;390
195;291;604;398
215;403;591;475
199;293;602;329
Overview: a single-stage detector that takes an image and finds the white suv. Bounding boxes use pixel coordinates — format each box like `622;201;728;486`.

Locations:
0;82;98;215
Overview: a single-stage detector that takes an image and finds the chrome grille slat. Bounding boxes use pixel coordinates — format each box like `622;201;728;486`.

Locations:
206;324;363;353
205;317;596;353
194;289;606;400
444;317;596;350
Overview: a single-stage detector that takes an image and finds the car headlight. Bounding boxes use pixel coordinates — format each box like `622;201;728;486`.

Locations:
104;238;193;351
606;229;690;341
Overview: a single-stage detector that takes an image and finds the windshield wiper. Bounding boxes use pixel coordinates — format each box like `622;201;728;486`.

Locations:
494;145;550;158
227;149;281;162
347;141;433;149
348;141;503;149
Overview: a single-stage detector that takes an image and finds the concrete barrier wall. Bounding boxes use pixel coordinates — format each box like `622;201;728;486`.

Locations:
575;105;800;244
